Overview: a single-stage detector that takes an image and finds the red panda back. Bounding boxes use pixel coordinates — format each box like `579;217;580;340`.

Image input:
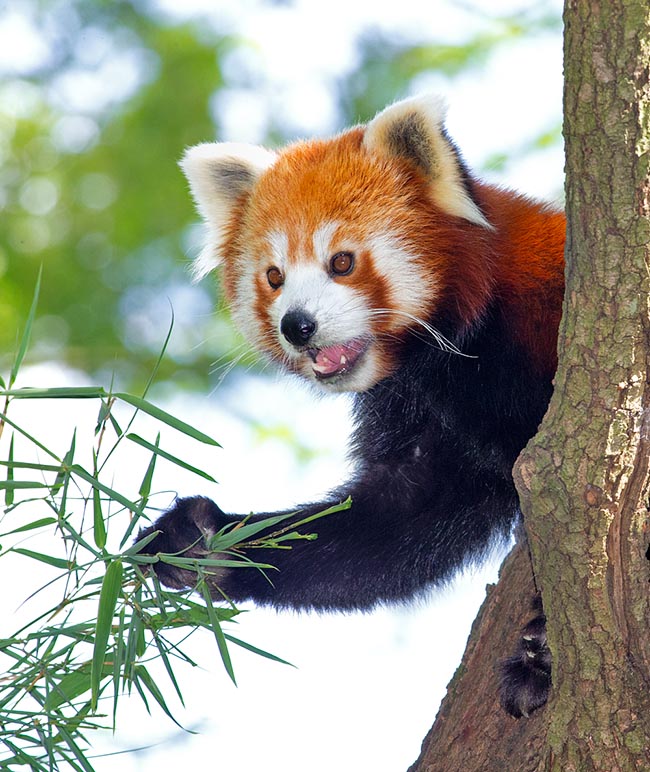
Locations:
479;184;565;376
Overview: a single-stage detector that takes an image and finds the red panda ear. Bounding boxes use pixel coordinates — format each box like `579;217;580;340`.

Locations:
180;142;277;278
362;95;491;229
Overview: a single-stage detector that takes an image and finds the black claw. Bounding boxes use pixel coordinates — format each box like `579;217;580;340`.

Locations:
499;597;552;718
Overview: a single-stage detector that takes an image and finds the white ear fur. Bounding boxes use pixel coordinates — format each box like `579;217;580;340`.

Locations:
180;142;277;279
363;94;491;228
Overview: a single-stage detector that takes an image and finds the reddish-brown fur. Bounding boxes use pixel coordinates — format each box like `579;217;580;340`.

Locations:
479;185;566;375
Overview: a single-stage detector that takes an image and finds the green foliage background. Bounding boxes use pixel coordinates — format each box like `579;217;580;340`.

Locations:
0;0;561;391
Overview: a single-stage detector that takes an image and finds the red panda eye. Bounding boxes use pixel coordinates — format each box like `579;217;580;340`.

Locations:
330;251;355;276
267;267;284;289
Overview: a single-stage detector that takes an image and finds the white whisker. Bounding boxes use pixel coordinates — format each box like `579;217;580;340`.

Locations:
370;309;476;358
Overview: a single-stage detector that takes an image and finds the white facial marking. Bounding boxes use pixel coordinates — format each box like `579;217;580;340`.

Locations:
231;250;262;347
267;230;288;271
312;220;340;264
368;232;432;316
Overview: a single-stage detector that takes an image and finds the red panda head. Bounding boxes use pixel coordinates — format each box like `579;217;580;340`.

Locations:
181;94;493;393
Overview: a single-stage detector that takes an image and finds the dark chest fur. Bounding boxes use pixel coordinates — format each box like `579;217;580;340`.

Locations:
351;304;554;489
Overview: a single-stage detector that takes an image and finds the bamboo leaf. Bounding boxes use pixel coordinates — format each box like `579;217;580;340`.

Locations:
208;513;297;551
127;432;217;482
290;498;352;529
133;664;185;728
205;500;349;554
70;464;146;518
150;633;185;706
11;548;72;570
123;597;144;686
123;585;147;678
137;433;159;501
0;410;61;461
108;410;123;437
0;480;50;490
118;508;150;550
0;460;62;472
124;529;161;555
116;393;220;446
224;633;295;667
0;517;57;537
53;430;76;521
0;386;107;399
95;398;112;436
135;613;146;659
113;607;126;725
110;603;126;729
91;559;123;710
5;434;14;506
44;666;93;711
138;594;238;632
200;583;236;685
93;486;106;550
4;741;49;771
92;448;107;550
56;726;96;772
159;554;276;570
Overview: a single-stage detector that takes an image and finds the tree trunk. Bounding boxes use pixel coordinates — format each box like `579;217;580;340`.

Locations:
407;542;549;772
410;1;650;768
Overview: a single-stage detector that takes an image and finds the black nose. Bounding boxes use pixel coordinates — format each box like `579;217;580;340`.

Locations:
281;310;317;346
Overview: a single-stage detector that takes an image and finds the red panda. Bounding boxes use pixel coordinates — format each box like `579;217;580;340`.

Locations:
139;94;566;718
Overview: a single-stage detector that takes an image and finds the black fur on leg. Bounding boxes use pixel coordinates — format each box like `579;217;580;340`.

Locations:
499;594;551;718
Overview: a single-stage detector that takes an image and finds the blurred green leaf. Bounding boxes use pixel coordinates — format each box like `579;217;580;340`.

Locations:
9;265;41;389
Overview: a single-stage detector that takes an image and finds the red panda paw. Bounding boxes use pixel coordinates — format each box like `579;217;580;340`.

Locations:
499;600;551;718
135;496;228;591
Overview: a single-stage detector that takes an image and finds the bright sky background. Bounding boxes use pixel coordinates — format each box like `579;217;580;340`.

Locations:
0;1;564;770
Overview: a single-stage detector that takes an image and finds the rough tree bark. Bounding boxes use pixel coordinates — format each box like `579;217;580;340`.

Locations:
409;1;650;769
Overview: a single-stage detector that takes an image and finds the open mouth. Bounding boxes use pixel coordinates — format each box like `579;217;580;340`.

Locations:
307;338;369;380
